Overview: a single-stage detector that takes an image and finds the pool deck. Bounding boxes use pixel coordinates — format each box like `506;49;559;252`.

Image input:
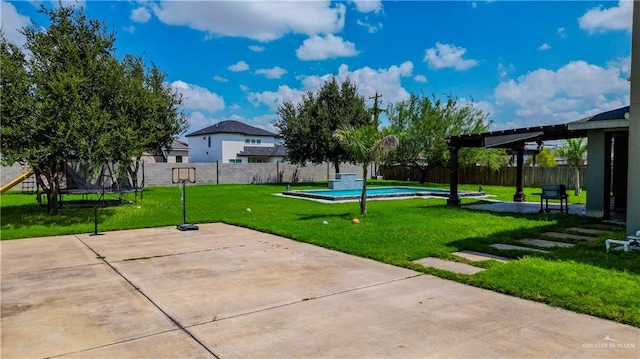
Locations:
464;200;587;215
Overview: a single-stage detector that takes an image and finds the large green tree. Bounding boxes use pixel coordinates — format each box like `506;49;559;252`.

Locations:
0;5;186;214
525;148;557;167
386;93;498;182
557;138;587;196
334;126;398;215
274;76;372;174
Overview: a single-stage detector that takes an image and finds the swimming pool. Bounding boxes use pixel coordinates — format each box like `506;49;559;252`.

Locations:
282;186;483;201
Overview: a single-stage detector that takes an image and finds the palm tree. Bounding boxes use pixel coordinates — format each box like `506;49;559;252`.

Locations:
334;125;399;215
557;138;587;196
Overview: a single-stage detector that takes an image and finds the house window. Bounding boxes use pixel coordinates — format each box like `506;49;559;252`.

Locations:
175;156;183;163
251;139;256;143
249;158;263;163
208;137;211;148
229;159;243;164
245;139;250;143
257;139;262;144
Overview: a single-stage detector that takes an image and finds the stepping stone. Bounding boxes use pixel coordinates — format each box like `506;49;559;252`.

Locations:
604;219;626;226
566;227;608;235
489;244;549;253
453;250;509;263
413;257;484;275
543;232;596;241
519;239;575;248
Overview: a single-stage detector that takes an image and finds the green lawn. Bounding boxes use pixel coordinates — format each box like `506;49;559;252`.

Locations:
1;182;638;327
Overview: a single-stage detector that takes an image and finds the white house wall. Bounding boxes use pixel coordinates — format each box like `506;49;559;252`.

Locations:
221;134;275;163
189;135;222;163
189;133;276;163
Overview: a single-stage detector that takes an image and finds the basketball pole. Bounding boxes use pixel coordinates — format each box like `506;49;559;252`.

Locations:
182;180;186;225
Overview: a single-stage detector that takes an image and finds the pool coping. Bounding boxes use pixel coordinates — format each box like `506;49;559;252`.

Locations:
278;186;485;203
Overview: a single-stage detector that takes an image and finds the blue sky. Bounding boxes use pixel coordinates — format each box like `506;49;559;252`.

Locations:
1;1;633;137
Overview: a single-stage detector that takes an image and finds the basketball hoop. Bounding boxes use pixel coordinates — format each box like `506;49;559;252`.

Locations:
172;167;198;231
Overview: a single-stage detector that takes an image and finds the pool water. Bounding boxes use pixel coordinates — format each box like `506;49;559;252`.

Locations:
282;186;478;201
304;187;444;197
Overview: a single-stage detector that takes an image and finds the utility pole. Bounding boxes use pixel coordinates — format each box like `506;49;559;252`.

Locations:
369;92;384;128
369;92;385;178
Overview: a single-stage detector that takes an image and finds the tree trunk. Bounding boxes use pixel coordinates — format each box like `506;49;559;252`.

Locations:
574;166;581;196
47;175;60;215
333;159;340;178
127;159;140;190
36;157;62;215
419;167;427;184
360;164;368;215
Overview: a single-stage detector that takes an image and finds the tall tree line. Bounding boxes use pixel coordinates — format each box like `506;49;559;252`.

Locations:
1;5;187;214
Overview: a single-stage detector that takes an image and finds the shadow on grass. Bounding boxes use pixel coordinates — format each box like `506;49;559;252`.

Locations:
1;202;117;230
447;212;640;275
297;212;353;221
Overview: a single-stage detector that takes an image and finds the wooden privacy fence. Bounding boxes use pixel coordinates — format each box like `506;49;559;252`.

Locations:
380;166;587;189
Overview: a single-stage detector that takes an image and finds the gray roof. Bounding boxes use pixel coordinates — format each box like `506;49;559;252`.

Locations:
171;139;189;150
186;120;276;137
238;145;288;157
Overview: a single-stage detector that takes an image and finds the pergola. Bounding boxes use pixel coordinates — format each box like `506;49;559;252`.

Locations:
444;124;588;206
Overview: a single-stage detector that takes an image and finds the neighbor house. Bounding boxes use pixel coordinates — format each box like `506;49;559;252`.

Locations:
186;120;287;163
141;139;190;163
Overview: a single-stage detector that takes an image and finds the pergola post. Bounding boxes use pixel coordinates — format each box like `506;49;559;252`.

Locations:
513;144;526;202
627;1;640;236
447;146;461;206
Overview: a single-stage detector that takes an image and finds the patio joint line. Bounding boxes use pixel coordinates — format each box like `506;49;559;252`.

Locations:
187;273;423;329
0;262;103;277
48;328;180;358
73;235;221;359
113;244;255;263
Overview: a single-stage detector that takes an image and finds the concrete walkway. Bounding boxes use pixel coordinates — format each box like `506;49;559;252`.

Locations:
2;224;639;358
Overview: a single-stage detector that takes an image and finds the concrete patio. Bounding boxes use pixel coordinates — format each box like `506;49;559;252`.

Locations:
1;223;638;358
464;200;586;215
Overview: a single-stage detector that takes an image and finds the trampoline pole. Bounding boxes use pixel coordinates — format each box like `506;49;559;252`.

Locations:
90;205;103;236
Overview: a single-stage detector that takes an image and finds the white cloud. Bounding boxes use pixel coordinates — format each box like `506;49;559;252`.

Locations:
255;66;288;79
578;0;632;33
130;7;151;23
350;0;382;13
0;0;31;47
497;62;515;79
248;85;306;111
249;45;265;52
414;75;427;83
151;1;345;42
213;76;228;83
471;2;477;9
296;34;358;61
356;19;382;33
250;61;415;112
228;60;249;72
424;42;478;71
538;43;551;51
240;85;249;91
230;103;241;110
304;62;414;105
557;27;566;38
123;25;136;34
608;55;631;75
494;60;629;125
170;80;225;113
